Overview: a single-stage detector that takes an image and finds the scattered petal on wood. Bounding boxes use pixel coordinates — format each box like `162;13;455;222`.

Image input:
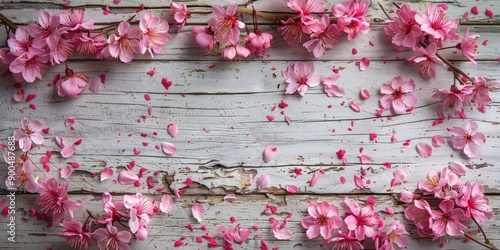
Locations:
191;203;206;222
61;145;76;158
55;136;66;148
385;207;395;215
65;117;75;127
349;100;361;112
273;228;293;240
359;57;370;71
100;167;113;181
471;6;479;15
432;135;445;147
89;77;104;92
485;9;493;18
160;195;174;213
266;115;275;121
118;170;139;185
256;174;270;190
416;142;433;158
449;161;467;176
223;194;237;202
263;147;277;163
360;88;371;100
60;165;73;179
286;185;298;193
284;115;291;125
162;142;177;155
354;175;364;189
167;124;178;138
340;176;346;184
309;172;320;186
357;154;372;164
393;169;406;183
26;94;36;102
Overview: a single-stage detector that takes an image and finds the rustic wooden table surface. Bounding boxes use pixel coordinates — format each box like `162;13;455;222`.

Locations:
1;0;499;249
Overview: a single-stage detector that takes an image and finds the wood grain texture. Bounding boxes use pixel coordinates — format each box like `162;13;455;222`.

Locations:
0;0;499;249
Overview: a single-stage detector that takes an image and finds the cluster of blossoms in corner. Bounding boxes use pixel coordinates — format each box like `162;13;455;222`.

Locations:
383;3;500;114
301;198;409;250
399;162;495;247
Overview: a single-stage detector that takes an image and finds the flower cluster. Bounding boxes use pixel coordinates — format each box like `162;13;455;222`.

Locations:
301;198;409;250
401;162;494;244
282;61;343;97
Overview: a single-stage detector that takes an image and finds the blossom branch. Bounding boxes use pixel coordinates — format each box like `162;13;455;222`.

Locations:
472;215;490;244
0;12;17;30
462;231;499;250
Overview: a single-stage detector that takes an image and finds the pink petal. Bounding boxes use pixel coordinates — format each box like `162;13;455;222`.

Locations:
309;172;320;186
61;145;76;158
223;194;237;202
359;57;370;71
162;142;176;155
273;228;293;240
60;165;73;178
256;174;269;190
471;6;478;15
55;136;66;148
432;135;445;147
118;170;139;185
340;176;346;184
89;77;104;93
393;169;406;183
360;88;371;100
26;94;36;102
416;142;432;158
357;154;372;164
286;185;298;193
266;115;275;121
485;9;493;18
160;195;174;213
385;207;394;215
354;175;364;189
350;100;361;112
285;115;291;125
167;124;178;138
100;167;113;181
263;147;277;163
191;203;206;222
449;161;467;176
13;89;24;102
144;93;151;101
65;117;75;127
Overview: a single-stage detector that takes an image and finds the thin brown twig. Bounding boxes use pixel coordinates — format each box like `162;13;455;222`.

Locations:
472;215;490;244
0;12;17;31
462;231;499;250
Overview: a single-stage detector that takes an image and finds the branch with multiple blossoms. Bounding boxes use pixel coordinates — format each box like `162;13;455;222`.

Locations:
1;0;500;250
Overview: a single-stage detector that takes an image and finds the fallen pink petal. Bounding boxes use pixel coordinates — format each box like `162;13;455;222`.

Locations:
263;147;277;163
350;100;361;112
286;185;298;193
191;203;206;222
449;161;467;176
160;195;174;213
359;57;370;71
167;124;178;137
60;165;73;178
432;134;445;147
354;175;364;189
360;88;371;100
416;142;432;158
162;142;177;155
256;174;270;190
100;167;113;181
65;117;75;127
118;170;139;185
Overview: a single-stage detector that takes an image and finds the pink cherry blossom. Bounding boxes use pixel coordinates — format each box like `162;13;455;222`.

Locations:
404;200;433;237
457;28;480;65
9;53;49;83
46;30;74;65
93;224;132;250
384;4;422;48
139;11;170;57
415;4;459;42
72;33;106;55
379;76;417;114
7;158;37;192
429;199;466;237
450;120;485;158
123;193;154;234
417;169;447;196
59;9;95;31
301;201;343;240
377;220;409;250
191;26;215;51
303;15;340;58
342;197;379;240
328;229;364;250
431;84;473;110
208;3;245;44
13;117;44;152
287;0;326;24
37;178;83;224
407;43;445;79
331;0;370;41
55;68;89;97
169;2;190;32
245;31;273;57
98;192;128;225
282;61;321;96
7;26;46;57
277;18;307;47
107;21;142;63
456;182;494;222
28;11;60;42
470;76;500;112
221;43;250;60
322;73;344;97
58;220;93;250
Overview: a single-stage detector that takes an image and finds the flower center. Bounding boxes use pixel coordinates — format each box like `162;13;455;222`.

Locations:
392;88;403;100
464;132;474;143
317;215;328;225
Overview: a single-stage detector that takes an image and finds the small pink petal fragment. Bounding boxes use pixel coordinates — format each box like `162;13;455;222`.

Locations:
352;48;358;55
147;68;155;76
60;165;73;178
309;172;320;186
103;5;110;15
350;100;360;112
185;177;193;187
13;89;24;102
65;117;75;127
26;94;36;102
393;169;406;183
340;176;346;184
359;57;370;71
266;115;275;121
278;100;288;108
100;167;113;181
167;124;178;138
191;203;206;222
385;207;395;215
463;12;469;21
162;142;176;155
223;194;237;202
432;135;445;147
273;228;293;240
162;78;172;90
118;170;139;185
471;6;479;15
369;133;377;141
144;94;151;101
285;115;291;125
113;0;121;3
358;154;372;164
360;88;371;100
485;9;493;18
160;195;174;213
263;147;277;163
416;142;433;158
449;161;467;176
384;162;392;169
29;104;36;110
256;174;270;190
133;147;141;156
89;77;104;93
482;40;488;46
148;106;153;116
286;185;298;193
61;145;76;158
354;175;364;189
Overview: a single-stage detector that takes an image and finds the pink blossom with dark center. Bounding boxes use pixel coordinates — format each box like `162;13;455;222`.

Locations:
429;199;466;237
93;224;132;250
470;76;500;113
13;117;45;152
27;11;60;42
342;197;379;240
123;193;155;234
7;26;46;57
407;43;445;79
169;2;191;32
37;178;83;224
303;15;340;58
72;33;106;55
208;3;245;44
431;84;473;110
282;61;321;96
457;28;480;65
58;220;93;250
301;201;343;240
98;192;128;225
277;18;308;47
456;182;494;222
384;4;422;48
139;11;170;57
414;4;459;42
450;120;485;158
403;199;433;237
55;68;89;97
379;76;417;114
107;21;142;63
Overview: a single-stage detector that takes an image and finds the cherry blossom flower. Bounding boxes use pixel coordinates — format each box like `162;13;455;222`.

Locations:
456;182;494;222
169;2;190;32
450;120;485;158
282;61;321;96
404;200;433;237
322;73;344;97
376;220;409;250
28;11;60;42
328;228;364;250
470;77;500;112
245;31;273;57
55;68;89;97
342;197;379;240
414;4;459;42
384;4;422;48
331;0;370;41
93;224;132;250
303;15;340;58
123;193;154;234
379;76;417;114
301;201;343;240
7;26;46;57
13;117;44;152
431;85;473;110
287;0;326;24
72;33;106;55
107;21;142;63
58;220;93;250
37;178;83;224
98;192;128;225
429;199;466;237
277;18;308;47
407;43;445;79
208;3;245;44
139;11;170;57
191;26;215;51
9;53;49;83
221;43;250;60
457;28;480;65
8;158;38;192
59;9;95;31
418;168;458;197
46;30;74;65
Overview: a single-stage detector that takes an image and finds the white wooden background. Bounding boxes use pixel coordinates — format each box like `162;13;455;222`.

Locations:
0;0;499;249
